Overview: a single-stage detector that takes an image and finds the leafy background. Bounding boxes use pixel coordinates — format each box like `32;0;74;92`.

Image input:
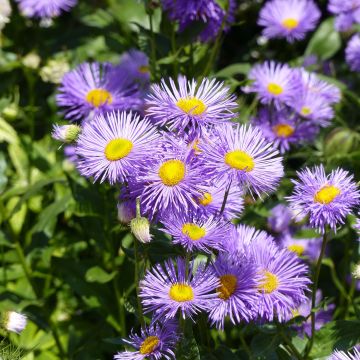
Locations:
1;0;360;359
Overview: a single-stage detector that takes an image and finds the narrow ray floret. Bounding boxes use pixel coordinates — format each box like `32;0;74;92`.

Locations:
346;35;360;72
57;62;141;122
208;254;259;329
139;257;219;320
244;61;299;109
16;0;77;19
286;165;360;233
258;0;320;42
160;212;231;253
76;111;160;184
328;0;360;31
329;348;360;360
146;75;237;139
113;320;179;360
200;124;284;197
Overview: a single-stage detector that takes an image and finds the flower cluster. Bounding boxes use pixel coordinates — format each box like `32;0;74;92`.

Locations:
328;0;360;31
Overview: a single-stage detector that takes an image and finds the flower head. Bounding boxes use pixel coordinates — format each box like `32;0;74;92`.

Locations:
52;124;81;143
346;35;360;72
287;165;360;233
258;0;320;42
76;111;159;184
57;62;142;122
328;0;360;31
140;257;219;320
200;124;284;197
329;348;360;360
3;311;27;334
114;320;179;360
16;0;77;19
268;204;293;233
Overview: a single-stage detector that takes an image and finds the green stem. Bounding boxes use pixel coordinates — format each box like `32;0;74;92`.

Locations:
277;323;303;360
239;331;252;359
304;229;329;358
134;238;145;327
148;11;157;80
219;181;232;217
171;25;179;76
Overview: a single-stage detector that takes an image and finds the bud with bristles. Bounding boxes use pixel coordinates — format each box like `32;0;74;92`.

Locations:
2;311;27;334
52;124;81;143
130;198;152;243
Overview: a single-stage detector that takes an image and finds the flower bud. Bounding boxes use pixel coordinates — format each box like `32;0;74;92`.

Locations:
130;216;152;243
2;311;27;334
352;263;360;280
22;52;41;69
52;124;81;143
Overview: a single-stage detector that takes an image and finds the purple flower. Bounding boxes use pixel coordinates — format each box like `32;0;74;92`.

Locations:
244;61;300;109
76;111;160;184
114;320;179;360
252;107;319;153
16;0;77;18
139;257;219;321
146;76;237;139
268;203;293;233
287;165;360;233
52;124;81;143
208;254;260;329
329;348;360;360
258;0;320;43
328;0;360;31
57;62;142;122
63;145;79;165
200;124;284;197
160;212;231;253
346;34;360;71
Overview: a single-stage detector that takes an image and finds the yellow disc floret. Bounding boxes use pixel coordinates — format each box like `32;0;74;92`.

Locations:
158;159;186;186
217;274;237;300
138;65;149;73
225;150;255;172
86;88;113;107
273;124;295;138
182;223;206;241
258;271;279;294
314;185;340;204
267;83;284;96
198;192;213;206
287;244;305;256
104;138;133;161
282;18;299;30
176;97;207;116
139;336;160;355
300;106;312;116
169;283;194;302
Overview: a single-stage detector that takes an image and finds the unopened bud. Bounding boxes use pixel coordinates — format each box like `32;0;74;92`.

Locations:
117;201;136;224
352;263;360;280
2;311;27;334
130;217;152;243
22;52;41;69
52;124;81;143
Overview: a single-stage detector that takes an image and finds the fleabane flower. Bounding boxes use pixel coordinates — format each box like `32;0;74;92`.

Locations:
328;0;360;31
287;165;360;233
57;62;141;122
346;35;360;72
139;257;219;320
160;212;231;253
268;203;293;233
146;76;237;139
329;348;360;360
244;61;299;109
258;0;320;42
16;0;77;19
114;320;179;360
2;311;27;334
208;254;260;329
76;111;160;184
200;124;284;197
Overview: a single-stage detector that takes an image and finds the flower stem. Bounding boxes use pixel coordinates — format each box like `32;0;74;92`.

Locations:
134;237;145;327
219;181;232;217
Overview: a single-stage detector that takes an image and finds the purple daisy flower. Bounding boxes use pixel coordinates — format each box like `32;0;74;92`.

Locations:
16;0;77;19
346;34;360;72
258;0;320;43
146;76;237;139
160;212;231;253
114;320;179;360
196;184;244;221
268;204;293;234
208;254;260;329
139;257;219;321
252;107;319;153
76;111;160;184
329;348;360;360
287;165;360;233
328;0;360;31
63;145;79;165
200;124;284;197
244;61;300;109
57;62;142;122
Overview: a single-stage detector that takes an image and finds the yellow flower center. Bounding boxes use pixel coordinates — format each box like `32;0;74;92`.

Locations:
282;18;299;30
217;274;237;300
104;138;133;161
86;88;113;107
300;106;312;116
198;192;213;206
287;244;305;256
273;124;295;138
138;65;149;73
225;150;255;172
267;83;284;96
139;336;160;355
158;159;186;186
314;185;341;204
291;309;300;318
182;223;206;241
169;283;194;302
176;97;207;116
258;271;279;294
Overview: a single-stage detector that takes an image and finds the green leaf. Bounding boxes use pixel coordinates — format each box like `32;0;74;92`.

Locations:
250;332;280;359
85;266;116;284
80;9;114;28
305;18;341;60
215;63;251;78
0;117;18;144
176;332;200;360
